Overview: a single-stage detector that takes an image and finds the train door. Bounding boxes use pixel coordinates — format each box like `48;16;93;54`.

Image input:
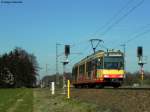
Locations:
92;59;97;79
86;61;92;80
72;66;78;83
97;57;104;79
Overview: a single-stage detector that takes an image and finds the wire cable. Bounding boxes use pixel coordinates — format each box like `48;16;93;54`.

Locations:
68;45;92;65
75;0;144;50
112;23;150;49
100;0;145;36
125;29;150;44
90;0;135;37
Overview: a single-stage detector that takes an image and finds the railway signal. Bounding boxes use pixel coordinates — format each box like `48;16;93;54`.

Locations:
137;46;146;84
61;45;70;93
56;43;70;87
65;45;70;57
137;46;143;58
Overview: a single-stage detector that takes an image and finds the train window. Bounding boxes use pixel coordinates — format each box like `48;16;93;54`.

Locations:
79;64;85;75
86;61;92;72
104;56;124;62
104;56;124;69
73;67;78;75
104;62;124;69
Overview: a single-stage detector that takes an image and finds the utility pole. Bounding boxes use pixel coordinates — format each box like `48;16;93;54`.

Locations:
62;60;68;87
121;44;126;78
46;64;48;75
61;61;66;94
56;43;62;86
56;43;59;85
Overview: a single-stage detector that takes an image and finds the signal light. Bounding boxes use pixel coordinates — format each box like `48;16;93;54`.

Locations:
65;45;70;56
137;46;143;57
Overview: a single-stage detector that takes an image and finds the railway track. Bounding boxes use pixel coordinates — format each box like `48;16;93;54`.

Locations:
102;86;150;90
70;86;150;91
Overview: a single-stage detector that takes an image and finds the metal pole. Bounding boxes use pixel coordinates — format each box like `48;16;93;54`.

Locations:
63;62;66;89
138;56;145;86
121;44;126;78
56;43;59;85
141;64;144;81
140;63;144;86
124;44;126;78
62;62;66;94
46;64;48;75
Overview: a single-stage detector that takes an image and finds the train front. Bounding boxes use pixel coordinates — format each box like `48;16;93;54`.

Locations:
97;51;125;87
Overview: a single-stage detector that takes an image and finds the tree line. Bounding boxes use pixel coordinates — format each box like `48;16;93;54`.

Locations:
0;47;39;88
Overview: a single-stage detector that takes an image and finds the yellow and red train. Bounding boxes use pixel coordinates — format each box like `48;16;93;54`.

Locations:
72;50;125;88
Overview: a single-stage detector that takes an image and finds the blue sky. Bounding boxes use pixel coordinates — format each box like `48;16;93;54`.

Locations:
0;0;150;77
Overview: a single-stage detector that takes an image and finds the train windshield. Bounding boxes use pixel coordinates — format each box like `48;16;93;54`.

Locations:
104;57;124;69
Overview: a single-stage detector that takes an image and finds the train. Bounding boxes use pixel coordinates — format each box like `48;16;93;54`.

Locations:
72;49;125;88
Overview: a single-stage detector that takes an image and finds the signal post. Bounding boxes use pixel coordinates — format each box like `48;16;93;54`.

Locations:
62;45;70;94
137;46;146;85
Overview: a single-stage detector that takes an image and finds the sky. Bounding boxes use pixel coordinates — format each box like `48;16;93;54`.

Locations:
0;0;150;78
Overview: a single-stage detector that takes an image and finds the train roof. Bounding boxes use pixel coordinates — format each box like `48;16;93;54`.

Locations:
73;50;104;67
73;49;123;67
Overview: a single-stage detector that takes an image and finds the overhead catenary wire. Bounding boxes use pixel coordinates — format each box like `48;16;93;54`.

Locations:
125;29;150;44
112;23;150;49
69;45;92;64
71;0;144;52
100;0;145;36
70;39;89;49
70;0;135;49
70;0;144;50
90;0;135;37
99;44;109;50
65;0;145;72
109;28;150;74
68;41;108;67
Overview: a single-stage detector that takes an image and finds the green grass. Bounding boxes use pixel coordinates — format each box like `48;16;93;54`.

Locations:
33;88;99;112
0;88;33;112
63;97;98;112
0;88;99;112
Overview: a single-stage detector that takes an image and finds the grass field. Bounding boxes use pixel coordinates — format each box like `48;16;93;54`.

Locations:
2;88;150;112
0;88;98;112
33;88;97;112
0;88;33;112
